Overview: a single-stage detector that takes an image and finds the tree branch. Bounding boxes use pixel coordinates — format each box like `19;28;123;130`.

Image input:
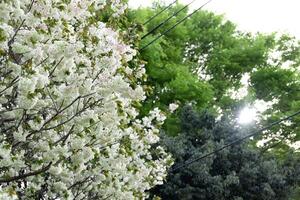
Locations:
0;162;52;183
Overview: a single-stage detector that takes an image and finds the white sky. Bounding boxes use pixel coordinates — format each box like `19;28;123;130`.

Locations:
128;0;300;39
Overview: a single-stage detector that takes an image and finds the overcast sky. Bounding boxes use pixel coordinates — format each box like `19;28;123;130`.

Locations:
128;0;300;39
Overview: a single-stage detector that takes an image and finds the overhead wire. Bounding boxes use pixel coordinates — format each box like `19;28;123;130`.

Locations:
170;109;300;172
141;0;198;40
140;0;213;51
143;0;177;26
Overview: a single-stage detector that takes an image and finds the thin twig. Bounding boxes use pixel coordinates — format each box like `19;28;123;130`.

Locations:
0;76;19;96
8;19;26;47
52;125;75;145
49;57;64;78
41;98;101;131
92;69;104;83
46;87;59;112
27;0;35;13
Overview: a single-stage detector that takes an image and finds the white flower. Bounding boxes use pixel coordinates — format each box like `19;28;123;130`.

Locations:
0;188;18;200
169;103;179;113
0;0;172;199
53;181;67;192
13;131;26;142
49;165;63;176
18;77;37;94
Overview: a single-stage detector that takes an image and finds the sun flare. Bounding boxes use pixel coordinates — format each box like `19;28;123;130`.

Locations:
238;107;257;124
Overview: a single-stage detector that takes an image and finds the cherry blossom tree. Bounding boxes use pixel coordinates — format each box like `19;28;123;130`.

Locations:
0;0;172;199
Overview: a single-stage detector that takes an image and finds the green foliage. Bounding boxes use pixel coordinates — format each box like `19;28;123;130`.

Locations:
250;67;297;101
128;4;279;131
249;41;300;149
129;2;300;147
150;106;300;200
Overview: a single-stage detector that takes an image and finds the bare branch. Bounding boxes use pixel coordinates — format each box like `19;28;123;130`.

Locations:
8;19;25;47
58;99;65;111
1;70;13;78
39;95;85;130
27;0;35;13
16;109;26;129
0;162;52;183
102;194;113;200
68;176;91;191
52;125;75;145
35;56;49;68
23;93;95;141
0;76;19;96
49;57;64;78
46;87;59;112
92;68;104;83
41;97;101;131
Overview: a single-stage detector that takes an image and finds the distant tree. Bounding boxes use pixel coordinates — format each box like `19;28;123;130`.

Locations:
150;106;300;200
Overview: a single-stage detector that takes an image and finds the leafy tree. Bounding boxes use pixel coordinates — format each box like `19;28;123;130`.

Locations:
128;3;300;148
128;5;271;133
150;106;300;200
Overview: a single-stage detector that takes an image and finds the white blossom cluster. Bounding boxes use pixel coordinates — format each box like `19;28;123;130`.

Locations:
0;0;172;199
168;103;179;113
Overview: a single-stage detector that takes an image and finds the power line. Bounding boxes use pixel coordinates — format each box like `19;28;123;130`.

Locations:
171;109;300;172
143;0;177;26
140;0;213;51
141;0;197;40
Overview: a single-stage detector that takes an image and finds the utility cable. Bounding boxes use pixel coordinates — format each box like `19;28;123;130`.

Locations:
141;0;197;40
140;0;213;51
143;0;177;26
